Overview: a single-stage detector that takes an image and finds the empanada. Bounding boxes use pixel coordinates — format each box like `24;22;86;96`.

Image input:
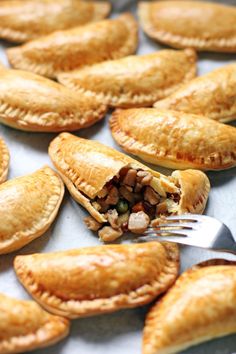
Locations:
57;49;197;108
14;242;179;318
143;260;236;354
49;133;210;241
0;166;64;254
0;136;9;183
7;14;138;79
0;293;69;354
138;1;236;53
0;0;111;43
154;63;236;123
0;69;107;132
110;108;236;170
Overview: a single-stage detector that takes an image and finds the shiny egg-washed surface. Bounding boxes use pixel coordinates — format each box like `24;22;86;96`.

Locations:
0;0;236;354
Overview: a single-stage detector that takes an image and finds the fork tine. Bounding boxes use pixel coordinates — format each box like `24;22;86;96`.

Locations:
151;224;194;230
136;235;191;244
164;215;199;222
144;229;187;237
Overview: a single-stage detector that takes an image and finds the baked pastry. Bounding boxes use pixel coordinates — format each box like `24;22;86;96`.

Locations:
143;259;236;354
57;49;197;108
49;133;210;241
0;166;64;254
0;0;111;43
7;14;138;79
0;292;69;354
0;68;107;132
138;1;236;53
14;242;179;318
110;108;236;170
0;136;9;183
154;63;236;123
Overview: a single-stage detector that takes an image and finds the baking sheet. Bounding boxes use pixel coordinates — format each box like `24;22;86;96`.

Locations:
0;0;236;353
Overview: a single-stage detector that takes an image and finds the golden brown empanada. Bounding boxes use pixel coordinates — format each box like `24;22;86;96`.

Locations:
138;1;236;53
0;166;64;255
49;133;210;241
14;242;179;318
0;136;9;183
7;14;138;79
0;69;107;132
0;0;110;43
57;49;197;108
110;108;236;170
0;293;69;354
154;63;236;123
143;260;236;354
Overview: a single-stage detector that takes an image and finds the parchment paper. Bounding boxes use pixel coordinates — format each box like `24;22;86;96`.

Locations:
0;1;236;353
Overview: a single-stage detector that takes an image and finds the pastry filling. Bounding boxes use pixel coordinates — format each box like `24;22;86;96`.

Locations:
84;166;180;242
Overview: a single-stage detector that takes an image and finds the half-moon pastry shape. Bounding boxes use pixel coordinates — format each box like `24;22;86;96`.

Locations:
154;63;236;123
0;136;9;183
0;69;107;132
138;1;236;53
143;260;236;354
0;166;64;255
110;108;236;170
0;293;69;354
7;14;138;79
57;49;197;108
0;0;111;43
14;242;179;318
49;133;210;241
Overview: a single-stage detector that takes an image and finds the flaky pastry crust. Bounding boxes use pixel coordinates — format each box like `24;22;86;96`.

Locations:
0;136;9;183
49;133;210;223
0;69;107;132
138;1;236;53
0;0;111;43
110;108;236;170
0;293;69;354
14;242;179;318
143;260;236;354
7;13;138;79
0;166;64;254
57;49;197;108
154;63;236;123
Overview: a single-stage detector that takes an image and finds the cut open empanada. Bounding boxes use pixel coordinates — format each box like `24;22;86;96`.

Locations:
0;68;107;132
14;242;179;318
0;0;111;43
0;166;64;254
138;1;236;53
110;108;236;170
49;133;210;242
57;49;197;108
0;293;69;354
154;63;236;123
0;136;9;183
7;14;138;79
143;260;236;354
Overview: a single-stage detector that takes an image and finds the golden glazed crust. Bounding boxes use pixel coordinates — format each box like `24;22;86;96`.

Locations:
0;69;107;132
0;293;69;354
0;136;9;184
0;0;111;43
154;63;236;123
57;49;197;108
48;133;210;223
143;261;236;354
0;166;64;255
14;242;179;319
138;1;236;53
7;14;138;79
110;108;236;170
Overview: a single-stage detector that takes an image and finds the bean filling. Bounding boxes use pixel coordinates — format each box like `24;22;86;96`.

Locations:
84;167;180;242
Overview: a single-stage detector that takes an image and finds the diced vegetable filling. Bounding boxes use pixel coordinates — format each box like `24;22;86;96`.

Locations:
84;167;180;241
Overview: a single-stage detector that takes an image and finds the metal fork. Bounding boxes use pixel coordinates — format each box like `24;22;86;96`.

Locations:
136;214;236;255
